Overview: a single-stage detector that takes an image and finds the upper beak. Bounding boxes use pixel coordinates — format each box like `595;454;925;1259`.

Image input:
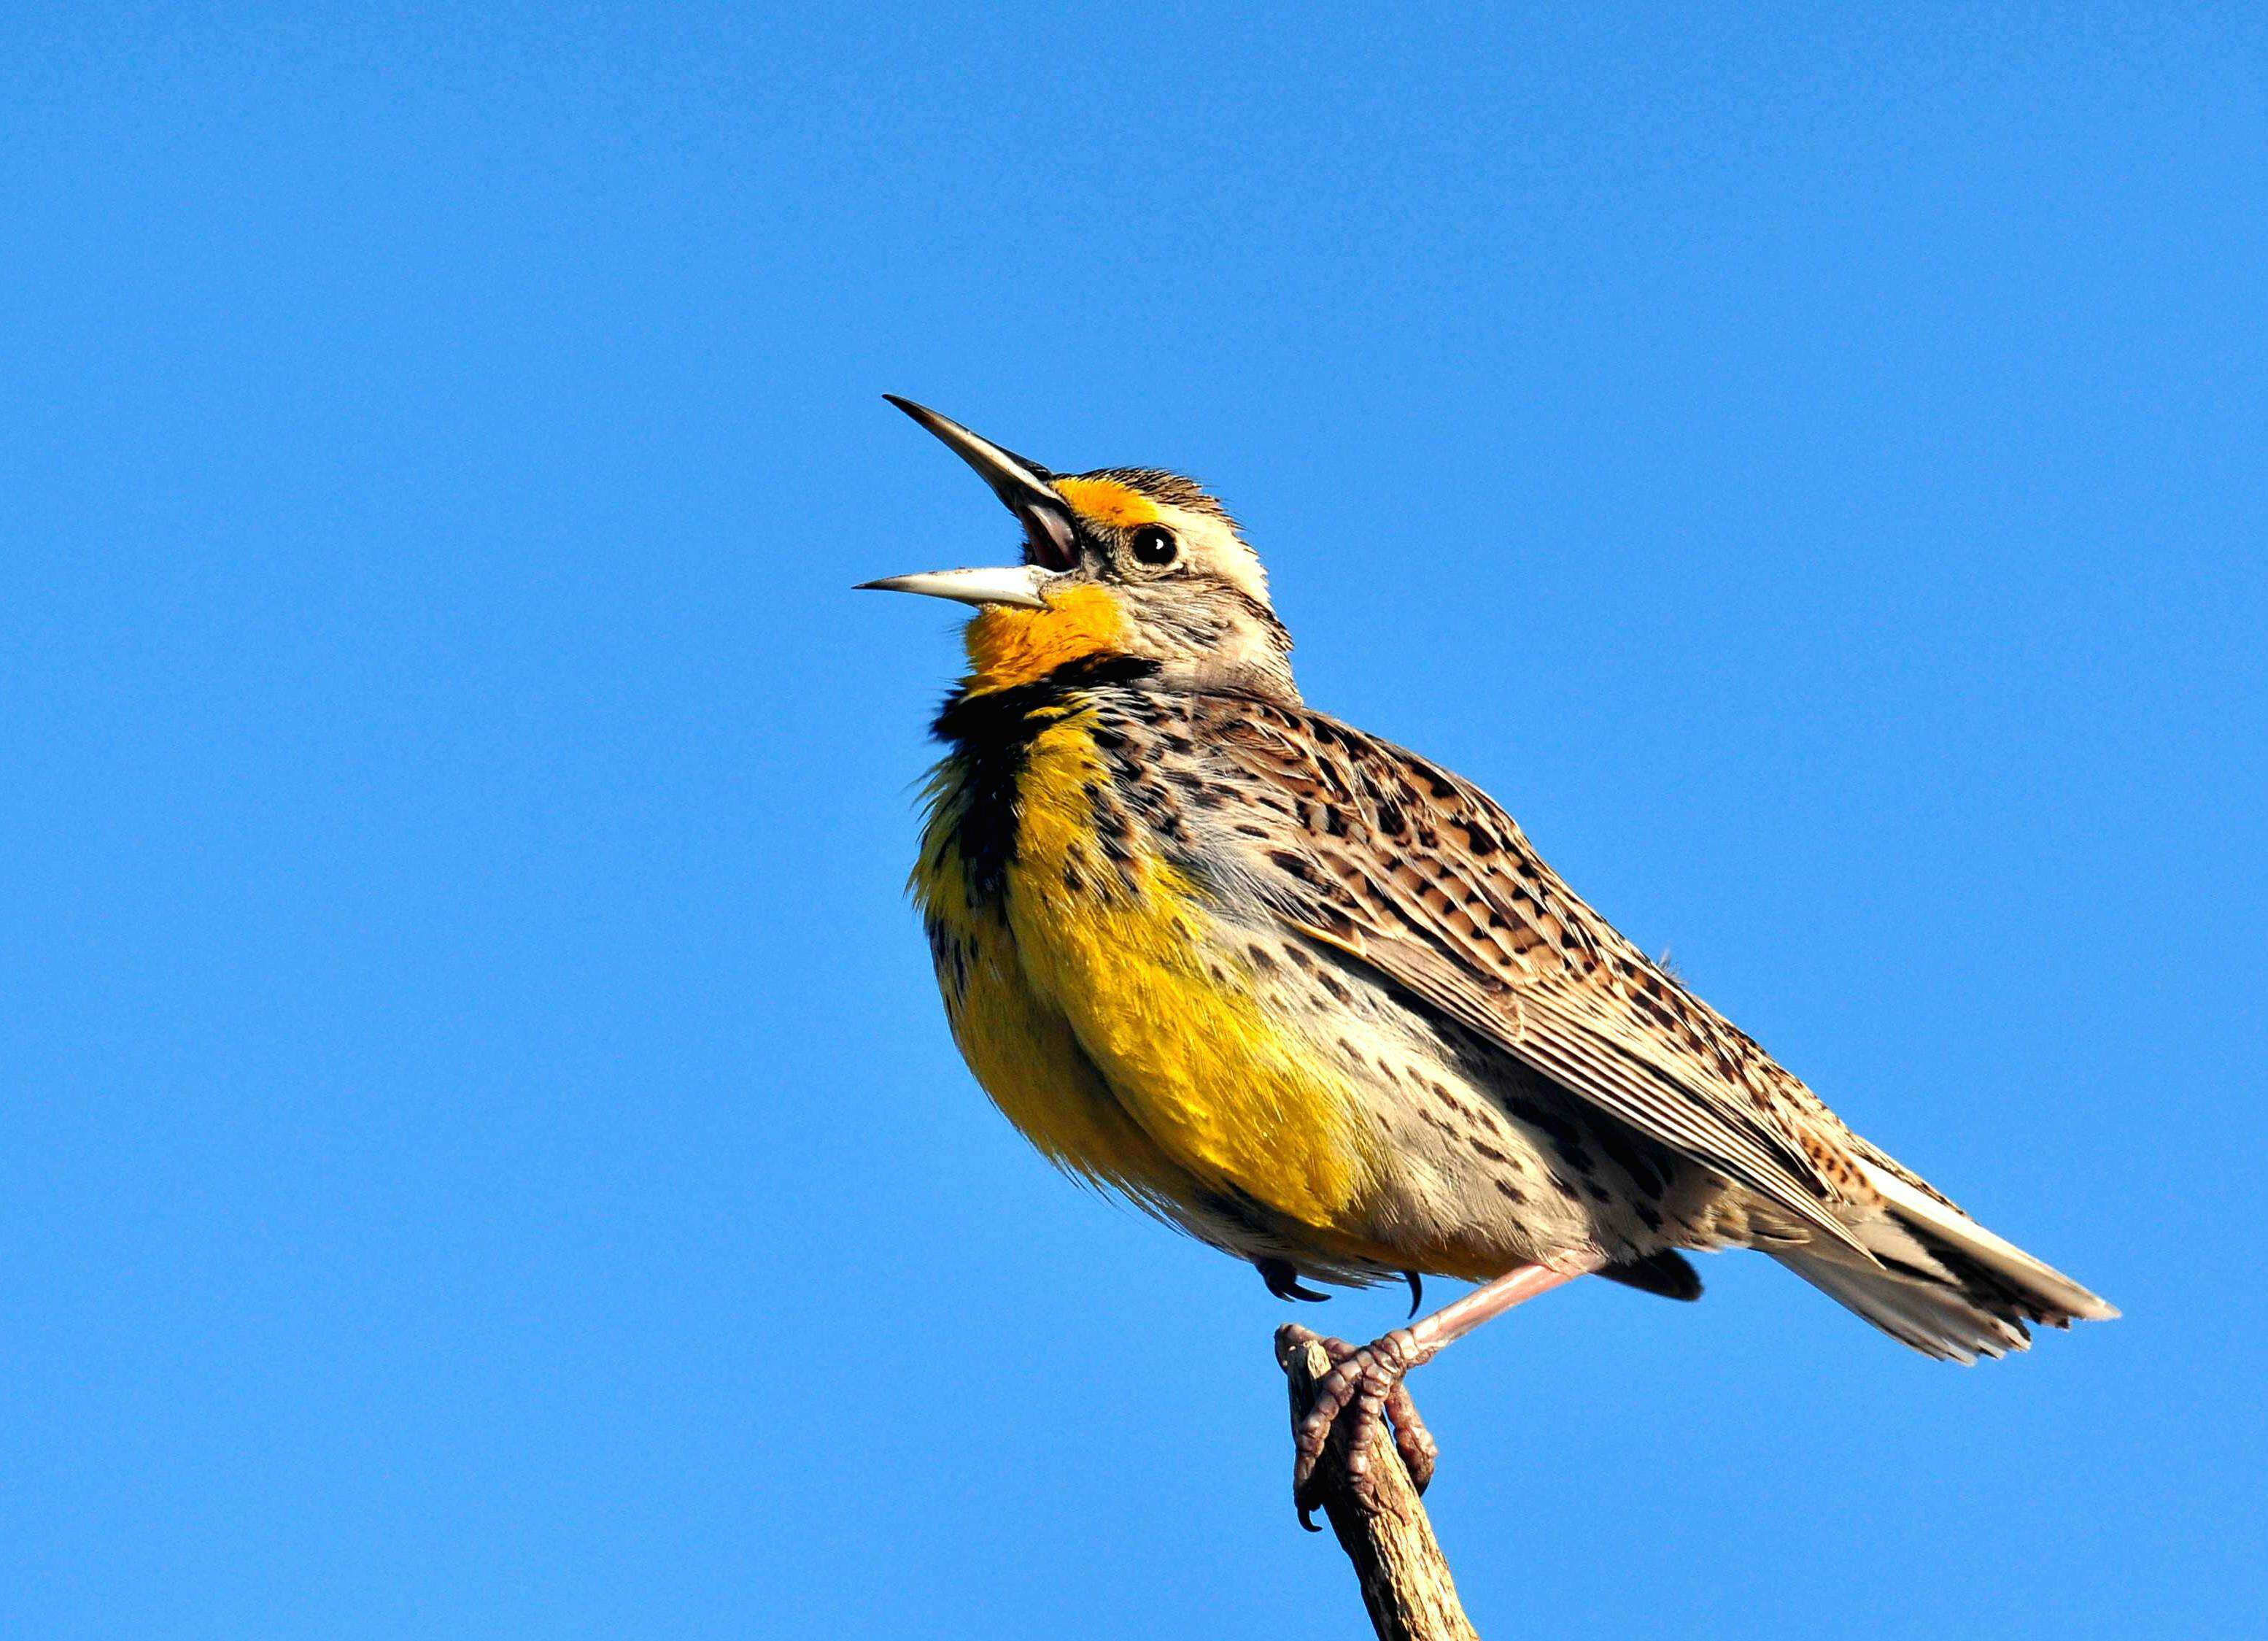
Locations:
859;397;1083;610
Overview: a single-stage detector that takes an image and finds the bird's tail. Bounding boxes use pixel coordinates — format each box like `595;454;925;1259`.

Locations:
1773;1155;2117;1363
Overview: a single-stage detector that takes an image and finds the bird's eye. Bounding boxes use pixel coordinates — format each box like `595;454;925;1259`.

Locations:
1129;525;1178;568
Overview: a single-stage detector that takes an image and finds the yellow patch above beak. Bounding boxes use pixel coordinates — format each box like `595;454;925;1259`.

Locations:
1054;476;1160;528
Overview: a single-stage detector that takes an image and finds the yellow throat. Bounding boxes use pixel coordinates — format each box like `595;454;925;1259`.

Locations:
960;584;1128;695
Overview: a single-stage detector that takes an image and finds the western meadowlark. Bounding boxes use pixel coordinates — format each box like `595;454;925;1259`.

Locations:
862;397;2116;1516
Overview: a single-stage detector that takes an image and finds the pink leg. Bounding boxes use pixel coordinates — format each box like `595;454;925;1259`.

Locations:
1290;1256;1603;1522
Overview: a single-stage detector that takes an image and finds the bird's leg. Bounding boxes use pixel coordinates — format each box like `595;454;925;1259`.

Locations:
1288;1256;1604;1521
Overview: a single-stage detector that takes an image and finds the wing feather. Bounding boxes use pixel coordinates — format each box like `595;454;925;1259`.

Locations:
1196;695;1872;1257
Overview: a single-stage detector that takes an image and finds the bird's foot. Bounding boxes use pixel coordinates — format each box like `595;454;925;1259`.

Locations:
1278;1324;1439;1529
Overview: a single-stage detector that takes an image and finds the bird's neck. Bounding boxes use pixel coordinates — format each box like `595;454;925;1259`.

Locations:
953;584;1302;709
932;652;1161;752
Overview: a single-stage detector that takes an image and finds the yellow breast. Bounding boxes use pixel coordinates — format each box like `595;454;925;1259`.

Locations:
913;706;1374;1231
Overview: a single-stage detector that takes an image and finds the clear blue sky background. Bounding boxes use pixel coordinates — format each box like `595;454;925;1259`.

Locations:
4;7;2262;1636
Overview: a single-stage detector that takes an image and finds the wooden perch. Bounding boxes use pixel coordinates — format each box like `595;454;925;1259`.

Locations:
1277;1327;1479;1641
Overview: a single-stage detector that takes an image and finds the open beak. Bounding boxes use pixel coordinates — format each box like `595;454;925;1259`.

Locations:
857;396;1082;609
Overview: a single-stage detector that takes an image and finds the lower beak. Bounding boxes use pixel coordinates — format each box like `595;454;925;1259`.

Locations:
854;564;1058;610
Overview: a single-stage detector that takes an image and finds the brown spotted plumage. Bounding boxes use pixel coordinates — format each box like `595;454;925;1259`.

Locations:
864;398;2116;1515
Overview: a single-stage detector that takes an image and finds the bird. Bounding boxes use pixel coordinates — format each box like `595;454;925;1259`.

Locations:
860;396;2116;1518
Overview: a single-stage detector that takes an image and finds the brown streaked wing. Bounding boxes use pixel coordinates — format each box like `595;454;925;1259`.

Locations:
1196;695;1872;1258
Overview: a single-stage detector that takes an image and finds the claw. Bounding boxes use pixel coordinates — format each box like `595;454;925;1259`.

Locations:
1403;1270;1423;1317
1258;1256;1331;1302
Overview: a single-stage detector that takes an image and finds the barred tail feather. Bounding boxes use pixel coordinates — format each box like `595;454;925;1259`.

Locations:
1774;1157;2118;1364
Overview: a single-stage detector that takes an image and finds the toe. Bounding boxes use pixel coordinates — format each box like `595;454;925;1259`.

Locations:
1385;1381;1438;1493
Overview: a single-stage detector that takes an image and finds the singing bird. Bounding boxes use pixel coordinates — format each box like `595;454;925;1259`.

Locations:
862;398;2115;1515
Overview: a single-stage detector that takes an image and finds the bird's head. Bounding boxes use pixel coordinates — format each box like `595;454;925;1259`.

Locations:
860;398;1296;700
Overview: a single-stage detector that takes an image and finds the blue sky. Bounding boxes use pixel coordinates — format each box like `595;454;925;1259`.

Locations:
4;5;2263;1635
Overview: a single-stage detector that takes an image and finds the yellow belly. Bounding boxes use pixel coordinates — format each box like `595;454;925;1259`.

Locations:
914;711;1374;1233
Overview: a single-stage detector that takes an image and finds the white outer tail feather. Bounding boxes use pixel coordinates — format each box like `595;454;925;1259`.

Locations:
1774;1158;2118;1364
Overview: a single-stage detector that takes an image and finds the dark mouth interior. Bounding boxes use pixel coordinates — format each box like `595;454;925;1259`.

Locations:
1017;506;1079;572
